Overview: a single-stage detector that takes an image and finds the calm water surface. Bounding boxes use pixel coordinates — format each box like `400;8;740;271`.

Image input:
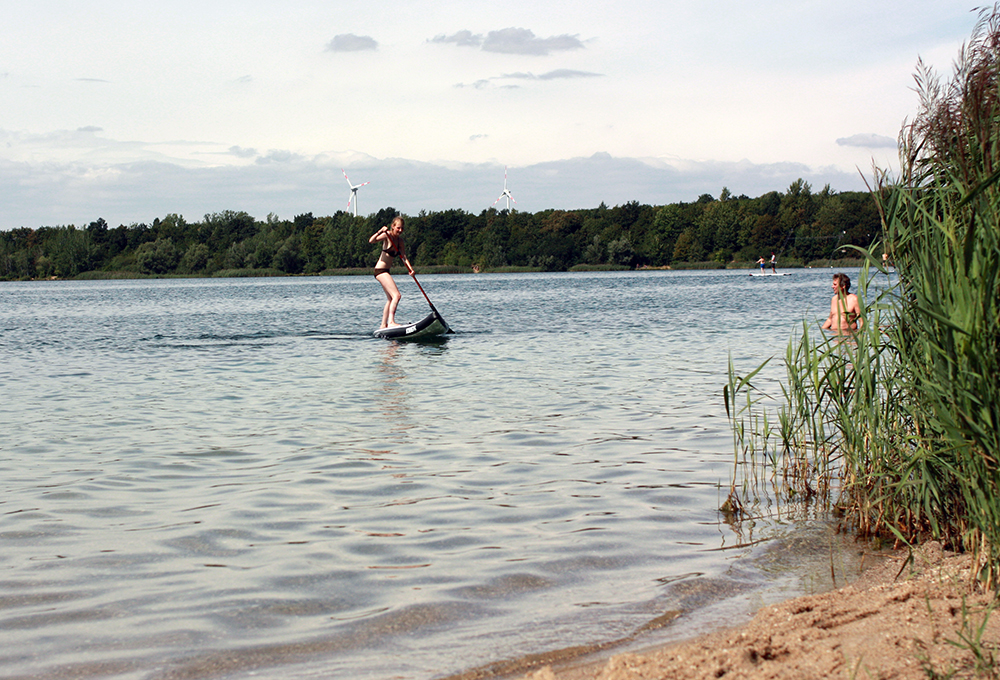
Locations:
1;269;865;679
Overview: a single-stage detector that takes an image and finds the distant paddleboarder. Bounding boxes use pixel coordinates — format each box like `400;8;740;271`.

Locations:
769;252;777;273
369;217;415;330
756;256;766;273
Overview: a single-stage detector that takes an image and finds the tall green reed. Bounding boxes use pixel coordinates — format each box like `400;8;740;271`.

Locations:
724;265;909;529
726;6;1000;587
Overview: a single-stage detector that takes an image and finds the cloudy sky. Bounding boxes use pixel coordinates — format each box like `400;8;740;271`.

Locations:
0;1;977;228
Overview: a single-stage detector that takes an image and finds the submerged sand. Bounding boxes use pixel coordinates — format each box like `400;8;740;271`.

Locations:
511;542;999;680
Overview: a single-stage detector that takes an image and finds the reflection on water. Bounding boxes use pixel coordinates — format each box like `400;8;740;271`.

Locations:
375;341;409;427
0;270;864;679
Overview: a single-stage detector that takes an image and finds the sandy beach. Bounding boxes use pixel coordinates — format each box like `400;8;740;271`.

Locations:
499;542;999;680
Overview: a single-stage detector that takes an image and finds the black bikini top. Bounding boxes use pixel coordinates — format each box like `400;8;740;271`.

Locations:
382;235;401;258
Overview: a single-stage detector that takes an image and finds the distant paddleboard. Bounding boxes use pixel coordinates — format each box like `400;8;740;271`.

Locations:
373;310;452;341
749;272;792;277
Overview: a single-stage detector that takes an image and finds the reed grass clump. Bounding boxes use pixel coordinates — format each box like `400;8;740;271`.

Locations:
725;6;1000;588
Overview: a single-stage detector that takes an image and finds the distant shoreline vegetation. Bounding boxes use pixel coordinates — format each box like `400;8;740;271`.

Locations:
61;258;867;281
0;179;874;282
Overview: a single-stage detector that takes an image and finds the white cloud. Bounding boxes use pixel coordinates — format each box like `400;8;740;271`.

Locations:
430;30;482;48
836;133;897;148
228;146;258;159
325;34;378;52
255;149;301;164
458;69;602;90
499;69;602;81
431;27;586;55
482;28;585;55
454;79;493;90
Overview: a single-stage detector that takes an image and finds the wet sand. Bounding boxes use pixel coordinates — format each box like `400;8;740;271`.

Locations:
467;542;999;680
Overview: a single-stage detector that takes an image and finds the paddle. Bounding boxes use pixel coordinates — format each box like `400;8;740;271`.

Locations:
409;270;454;333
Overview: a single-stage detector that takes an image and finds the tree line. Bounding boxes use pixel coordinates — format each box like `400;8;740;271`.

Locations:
0;178;879;280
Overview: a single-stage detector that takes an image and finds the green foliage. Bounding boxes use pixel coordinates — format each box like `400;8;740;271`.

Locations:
212;268;284;278
672;228;704;262
272;234;304;274
726;7;1000;589
0;182;876;279
569;263;631;271
135;237;180;275
177;243;209;274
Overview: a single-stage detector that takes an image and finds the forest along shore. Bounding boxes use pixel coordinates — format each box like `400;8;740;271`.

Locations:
1;180;877;280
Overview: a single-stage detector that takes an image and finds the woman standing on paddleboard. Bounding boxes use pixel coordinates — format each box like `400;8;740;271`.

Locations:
369;217;415;330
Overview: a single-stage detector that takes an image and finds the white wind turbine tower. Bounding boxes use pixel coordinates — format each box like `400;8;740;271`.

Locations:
342;169;370;217
492;166;517;211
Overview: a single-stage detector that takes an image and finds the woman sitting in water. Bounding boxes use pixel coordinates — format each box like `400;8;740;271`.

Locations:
368;216;415;329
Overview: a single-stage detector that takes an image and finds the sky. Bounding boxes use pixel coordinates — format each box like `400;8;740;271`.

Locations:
0;1;978;229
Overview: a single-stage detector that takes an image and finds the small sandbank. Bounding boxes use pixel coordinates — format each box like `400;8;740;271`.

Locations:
512;542;997;680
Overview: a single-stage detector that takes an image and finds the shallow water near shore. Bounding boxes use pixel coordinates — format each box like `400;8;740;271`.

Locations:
1;268;873;679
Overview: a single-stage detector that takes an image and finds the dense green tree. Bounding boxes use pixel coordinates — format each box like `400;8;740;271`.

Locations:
131;223;157;250
135;237;180;274
320;213;372;269
696;200;741;256
471;210;510;269
606;235;636;266
641;205;678;265
87;218;109;243
203;210;256;251
371;207;399;230
177;243;210;274
272;235;305;274
223;240;251;270
672;228;704;262
774;179;816;253
106;224;130;256
154;214;191;246
47;226;94;277
296;213;328;273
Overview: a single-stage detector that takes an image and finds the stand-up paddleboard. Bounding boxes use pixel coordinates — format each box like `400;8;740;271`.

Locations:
749;272;792;277
374;308;451;340
373;270;454;341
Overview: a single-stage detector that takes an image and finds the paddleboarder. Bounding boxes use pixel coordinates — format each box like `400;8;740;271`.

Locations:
369;217;415;330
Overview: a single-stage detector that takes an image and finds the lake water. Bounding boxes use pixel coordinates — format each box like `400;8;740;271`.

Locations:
1;268;868;680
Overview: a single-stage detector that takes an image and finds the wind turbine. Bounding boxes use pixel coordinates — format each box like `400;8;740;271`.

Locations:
342;169;370;217
492;166;516;211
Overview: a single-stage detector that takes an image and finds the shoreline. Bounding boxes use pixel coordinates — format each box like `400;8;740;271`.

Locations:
502;542;997;680
5;259;870;282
